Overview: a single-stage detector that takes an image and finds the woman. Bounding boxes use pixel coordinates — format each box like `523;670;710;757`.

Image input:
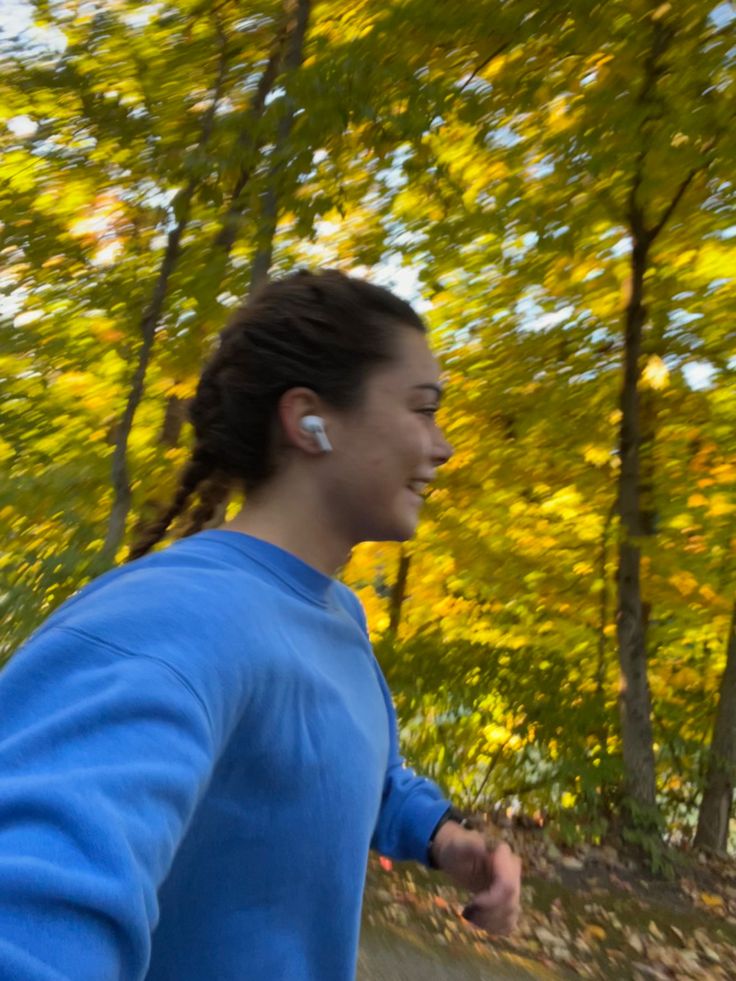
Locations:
0;270;520;979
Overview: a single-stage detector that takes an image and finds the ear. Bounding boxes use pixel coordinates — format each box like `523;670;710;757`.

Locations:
277;387;329;455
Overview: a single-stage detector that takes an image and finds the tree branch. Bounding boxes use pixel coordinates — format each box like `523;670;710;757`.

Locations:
469;734;513;810
648;168;699;243
102;19;232;559
456;42;511;95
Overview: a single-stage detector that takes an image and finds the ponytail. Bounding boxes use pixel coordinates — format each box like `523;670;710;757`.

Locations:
126;446;218;561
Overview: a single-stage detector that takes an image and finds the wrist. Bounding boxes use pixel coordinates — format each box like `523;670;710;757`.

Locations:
427;806;471;869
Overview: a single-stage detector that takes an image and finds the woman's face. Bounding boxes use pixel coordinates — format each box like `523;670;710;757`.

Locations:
322;327;453;546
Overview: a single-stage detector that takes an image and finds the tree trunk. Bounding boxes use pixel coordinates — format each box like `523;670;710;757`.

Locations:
249;194;278;292
160;393;189;448
388;549;411;638
103;206;196;560
695;602;736;853
614;159;699;819
613;32;666;820
102;27;231;560
615;225;659;813
249;0;311;291
208;0;311;300
612;23;698;813
123;0;310;553
101;12;292;560
211;38;286;257
594;501;616;792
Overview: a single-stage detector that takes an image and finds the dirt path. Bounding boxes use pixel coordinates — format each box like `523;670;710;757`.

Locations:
358;923;562;980
361;839;736;980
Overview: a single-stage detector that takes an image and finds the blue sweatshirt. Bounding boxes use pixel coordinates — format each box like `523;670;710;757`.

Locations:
0;531;450;980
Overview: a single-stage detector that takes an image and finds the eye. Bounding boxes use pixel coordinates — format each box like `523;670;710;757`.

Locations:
417;407;439;417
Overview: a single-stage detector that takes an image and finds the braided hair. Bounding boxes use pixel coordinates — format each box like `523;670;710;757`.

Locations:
127;269;425;561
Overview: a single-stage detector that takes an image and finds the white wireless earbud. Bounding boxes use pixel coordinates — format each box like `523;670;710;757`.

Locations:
300;415;333;453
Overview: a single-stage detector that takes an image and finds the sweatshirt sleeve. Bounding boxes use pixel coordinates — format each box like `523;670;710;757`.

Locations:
332;583;451;864
0;624;218;981
369;665;451;864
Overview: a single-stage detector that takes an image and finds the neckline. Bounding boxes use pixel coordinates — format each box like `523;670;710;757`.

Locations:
191;530;335;606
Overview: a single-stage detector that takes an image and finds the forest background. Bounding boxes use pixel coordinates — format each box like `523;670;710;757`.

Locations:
1;0;735;863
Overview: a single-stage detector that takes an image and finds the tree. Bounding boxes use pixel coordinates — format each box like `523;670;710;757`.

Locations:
103;0;312;558
351;0;734;832
696;602;736;852
3;0;735;849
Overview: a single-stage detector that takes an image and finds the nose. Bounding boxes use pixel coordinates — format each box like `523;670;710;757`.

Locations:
432;429;453;467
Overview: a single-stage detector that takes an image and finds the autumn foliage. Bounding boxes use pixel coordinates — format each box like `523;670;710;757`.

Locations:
1;0;734;852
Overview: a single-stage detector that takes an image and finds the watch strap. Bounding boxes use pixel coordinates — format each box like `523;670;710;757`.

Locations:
427;806;471;869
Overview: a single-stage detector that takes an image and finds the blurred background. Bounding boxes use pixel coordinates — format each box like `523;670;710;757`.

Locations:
1;0;735;874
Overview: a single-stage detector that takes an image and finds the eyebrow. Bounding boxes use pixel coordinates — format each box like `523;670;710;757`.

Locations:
412;383;443;400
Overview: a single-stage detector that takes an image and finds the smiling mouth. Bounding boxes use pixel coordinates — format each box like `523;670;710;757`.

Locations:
406;482;429;500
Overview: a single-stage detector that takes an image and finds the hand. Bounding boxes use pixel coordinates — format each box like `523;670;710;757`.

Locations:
429;821;521;936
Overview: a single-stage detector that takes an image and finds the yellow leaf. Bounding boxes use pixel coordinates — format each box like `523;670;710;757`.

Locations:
669;512;694;531
687;493;708;507
694;243;736;284
708;494;735;517
652;3;672;20
671;667;699;689
669;571;698;596
573;561;593;576
547;95;575;133
482;725;510;747
480;54;507;81
641;355;669;390
713;463;736;484
587;289;621;319
583;445;611;467
699;892;724;908
540;485;583;519
0;437;13;463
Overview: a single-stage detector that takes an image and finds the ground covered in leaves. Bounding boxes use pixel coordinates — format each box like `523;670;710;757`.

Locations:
361;820;736;980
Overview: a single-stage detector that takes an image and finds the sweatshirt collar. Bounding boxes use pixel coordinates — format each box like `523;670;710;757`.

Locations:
190;530;335;606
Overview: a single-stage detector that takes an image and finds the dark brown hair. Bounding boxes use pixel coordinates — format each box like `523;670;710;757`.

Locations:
127;268;425;561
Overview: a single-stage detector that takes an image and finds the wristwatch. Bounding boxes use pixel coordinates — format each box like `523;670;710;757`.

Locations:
427;806;471;869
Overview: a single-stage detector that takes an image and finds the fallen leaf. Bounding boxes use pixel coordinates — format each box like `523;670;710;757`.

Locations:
700;944;721;964
610;873;634;893
561;856;584;871
677;948;702;972
631;962;667;979
700;892;724;908
535;926;559;946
